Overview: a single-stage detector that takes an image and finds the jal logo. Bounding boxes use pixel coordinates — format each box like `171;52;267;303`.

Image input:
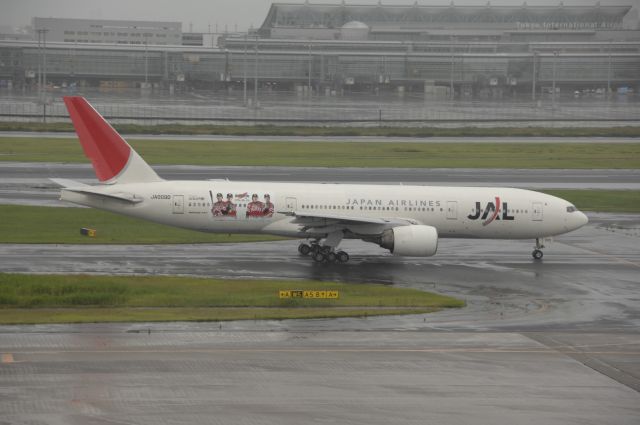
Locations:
467;197;514;226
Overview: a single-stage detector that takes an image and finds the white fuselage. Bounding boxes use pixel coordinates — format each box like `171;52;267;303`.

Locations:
61;180;588;240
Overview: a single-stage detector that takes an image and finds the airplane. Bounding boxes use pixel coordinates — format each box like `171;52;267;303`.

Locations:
53;96;588;263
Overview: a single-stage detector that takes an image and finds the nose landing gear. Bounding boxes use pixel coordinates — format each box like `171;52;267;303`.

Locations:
532;238;544;260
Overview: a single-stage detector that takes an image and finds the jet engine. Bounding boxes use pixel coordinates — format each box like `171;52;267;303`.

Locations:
379;225;438;257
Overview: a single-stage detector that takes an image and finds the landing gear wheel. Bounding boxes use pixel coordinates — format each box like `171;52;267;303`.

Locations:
326;252;337;263
298;243;311;256
312;252;326;263
532;249;543;260
336;251;350;263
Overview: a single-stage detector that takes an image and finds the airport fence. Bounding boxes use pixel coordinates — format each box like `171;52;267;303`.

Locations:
0;90;639;126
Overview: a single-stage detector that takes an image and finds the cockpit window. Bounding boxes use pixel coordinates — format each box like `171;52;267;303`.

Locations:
566;206;577;213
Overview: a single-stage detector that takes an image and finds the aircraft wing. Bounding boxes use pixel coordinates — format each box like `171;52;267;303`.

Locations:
284;211;419;236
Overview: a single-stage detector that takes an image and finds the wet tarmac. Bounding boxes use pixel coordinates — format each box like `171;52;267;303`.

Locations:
1;329;638;425
4;132;640;143
3;162;639;186
1;212;639;423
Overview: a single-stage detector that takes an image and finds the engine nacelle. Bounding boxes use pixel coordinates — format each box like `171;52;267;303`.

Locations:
379;225;438;257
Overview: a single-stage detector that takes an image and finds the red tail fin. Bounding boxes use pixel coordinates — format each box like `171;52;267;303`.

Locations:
64;97;161;184
64;96;130;182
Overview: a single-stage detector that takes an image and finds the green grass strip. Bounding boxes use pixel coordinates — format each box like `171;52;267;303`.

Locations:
1;138;639;168
0;274;463;324
1;122;639;137
0;307;442;325
0;205;284;244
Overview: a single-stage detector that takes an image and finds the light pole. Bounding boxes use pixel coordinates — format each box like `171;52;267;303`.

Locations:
36;28;48;121
449;38;455;100
552;50;558;108
224;48;230;84
36;29;49;97
36;30;42;98
607;41;612;95
253;35;258;108
308;41;312;95
144;38;148;85
43;30;47;100
531;51;537;101
243;33;247;106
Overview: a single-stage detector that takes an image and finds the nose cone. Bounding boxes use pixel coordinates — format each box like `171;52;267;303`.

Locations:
578;211;589;227
569;211;589;231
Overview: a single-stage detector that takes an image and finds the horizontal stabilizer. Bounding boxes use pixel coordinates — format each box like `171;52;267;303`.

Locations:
62;189;143;204
49;178;90;189
54;178;143;204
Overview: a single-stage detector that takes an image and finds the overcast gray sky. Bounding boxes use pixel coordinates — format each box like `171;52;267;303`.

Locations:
1;0;636;33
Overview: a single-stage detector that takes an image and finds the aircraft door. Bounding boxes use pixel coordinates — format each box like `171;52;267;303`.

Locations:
532;202;543;221
446;201;457;220
285;197;297;212
172;195;184;214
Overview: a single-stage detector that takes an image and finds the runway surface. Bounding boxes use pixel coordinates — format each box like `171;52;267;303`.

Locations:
1;162;639;207
1;330;638;425
3;131;640;143
1;212;639;424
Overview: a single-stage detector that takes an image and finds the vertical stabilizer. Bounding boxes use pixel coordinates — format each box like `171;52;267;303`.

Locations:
63;96;162;184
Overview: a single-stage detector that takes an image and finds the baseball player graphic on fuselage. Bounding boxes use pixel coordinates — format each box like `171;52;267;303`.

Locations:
246;193;264;218
263;194;274;217
211;192;226;217
224;193;237;218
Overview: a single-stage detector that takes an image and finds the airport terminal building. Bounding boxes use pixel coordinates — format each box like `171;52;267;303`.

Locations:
31;18;183;46
256;1;637;42
0;2;639;97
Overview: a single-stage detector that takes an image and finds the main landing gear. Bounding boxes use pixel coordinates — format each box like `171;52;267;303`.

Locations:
532;238;544;260
298;241;350;264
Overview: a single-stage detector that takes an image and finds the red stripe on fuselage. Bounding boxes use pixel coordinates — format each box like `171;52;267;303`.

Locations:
63;96;131;182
